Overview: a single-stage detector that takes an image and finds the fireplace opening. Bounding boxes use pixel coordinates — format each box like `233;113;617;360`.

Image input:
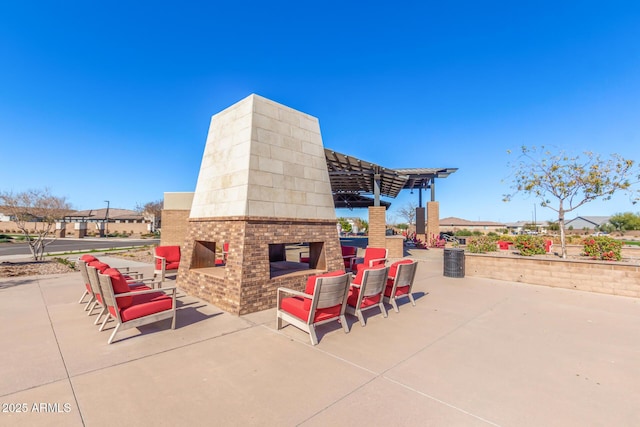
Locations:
269;241;326;278
189;240;227;276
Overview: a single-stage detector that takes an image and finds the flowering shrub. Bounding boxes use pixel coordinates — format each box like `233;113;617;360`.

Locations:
514;235;546;256
467;236;498;253
582;236;622;261
429;234;446;248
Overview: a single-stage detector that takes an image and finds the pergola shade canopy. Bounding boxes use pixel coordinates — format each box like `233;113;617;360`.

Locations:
325;149;457;209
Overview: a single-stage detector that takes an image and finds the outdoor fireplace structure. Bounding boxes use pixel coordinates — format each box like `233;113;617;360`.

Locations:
176;94;344;315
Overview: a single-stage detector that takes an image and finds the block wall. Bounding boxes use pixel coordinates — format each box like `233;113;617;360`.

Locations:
368;206;386;249
160;209;190;246
426;201;440;242
466;253;640;298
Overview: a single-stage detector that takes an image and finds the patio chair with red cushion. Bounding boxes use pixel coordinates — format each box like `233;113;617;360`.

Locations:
98;268;177;344
78;254;146;309
346;264;390;326
341;245;358;270
351;247;388;274
215;242;230;266
84;260;158;325
154;245;181;281
77;254;99;309
383;259;418;313
276;270;351;345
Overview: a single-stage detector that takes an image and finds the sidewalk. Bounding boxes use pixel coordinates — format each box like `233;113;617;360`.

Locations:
1;252;638;426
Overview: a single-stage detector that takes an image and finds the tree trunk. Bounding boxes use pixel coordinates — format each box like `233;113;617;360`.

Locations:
558;204;567;259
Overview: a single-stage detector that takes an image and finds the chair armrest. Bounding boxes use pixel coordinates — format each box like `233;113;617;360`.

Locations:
128;278;163;289
367;257;386;267
277;287;311;299
114;287;177;298
350;257;364;269
154;255;167;270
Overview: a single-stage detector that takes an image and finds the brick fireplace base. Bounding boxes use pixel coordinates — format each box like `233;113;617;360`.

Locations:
176;216;343;315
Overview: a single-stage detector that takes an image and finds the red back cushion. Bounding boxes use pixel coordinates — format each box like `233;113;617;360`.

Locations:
341;246;357;257
364;247;386;264
88;260;110;273
104;268;133;309
80;254;98;263
303;270;346;310
351;263;386;285
156;246;180;262
388;259;413;279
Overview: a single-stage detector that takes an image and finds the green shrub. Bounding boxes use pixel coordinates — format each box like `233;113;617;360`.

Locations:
467;236;498;253
514;235;546;256
582;236;622;261
455;229;473;236
53;257;78;270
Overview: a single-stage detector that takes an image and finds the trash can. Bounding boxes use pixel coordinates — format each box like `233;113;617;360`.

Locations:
443;248;465;278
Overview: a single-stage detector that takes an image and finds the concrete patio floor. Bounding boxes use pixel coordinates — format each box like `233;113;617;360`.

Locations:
1;250;638;426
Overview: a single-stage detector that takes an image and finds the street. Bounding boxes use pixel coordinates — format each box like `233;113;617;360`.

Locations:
0;238;159;257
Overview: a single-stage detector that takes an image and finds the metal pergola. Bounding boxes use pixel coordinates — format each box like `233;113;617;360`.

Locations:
325;149;457;209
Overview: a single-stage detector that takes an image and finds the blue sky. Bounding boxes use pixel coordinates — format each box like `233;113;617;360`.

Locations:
1;1;639;223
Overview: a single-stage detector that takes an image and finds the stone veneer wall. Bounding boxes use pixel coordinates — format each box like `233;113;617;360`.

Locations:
466;253;640;298
177;216;344;315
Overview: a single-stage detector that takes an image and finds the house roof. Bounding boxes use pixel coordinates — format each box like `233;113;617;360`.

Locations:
439;217;506;227
564;216;611;227
64;208;144;221
565;216;611;227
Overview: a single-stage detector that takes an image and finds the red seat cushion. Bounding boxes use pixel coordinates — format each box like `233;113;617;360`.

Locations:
281;296;341;323
164;261;180;270
155;246;181;269
303;270;345;310
80;254;98;263
118;292;173;322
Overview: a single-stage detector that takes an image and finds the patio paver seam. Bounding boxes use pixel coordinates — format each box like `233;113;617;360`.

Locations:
382;375;502;426
37;278;86;427
264;297;512;426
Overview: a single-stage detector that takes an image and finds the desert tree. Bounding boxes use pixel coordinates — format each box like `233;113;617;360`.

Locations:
396;201;418;229
609;212;640;232
136;199;163;232
338;217;353;233
504;146;640;258
355;218;368;233
0;188;72;261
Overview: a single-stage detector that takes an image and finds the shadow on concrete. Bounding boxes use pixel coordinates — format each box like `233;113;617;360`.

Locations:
0;278;36;289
